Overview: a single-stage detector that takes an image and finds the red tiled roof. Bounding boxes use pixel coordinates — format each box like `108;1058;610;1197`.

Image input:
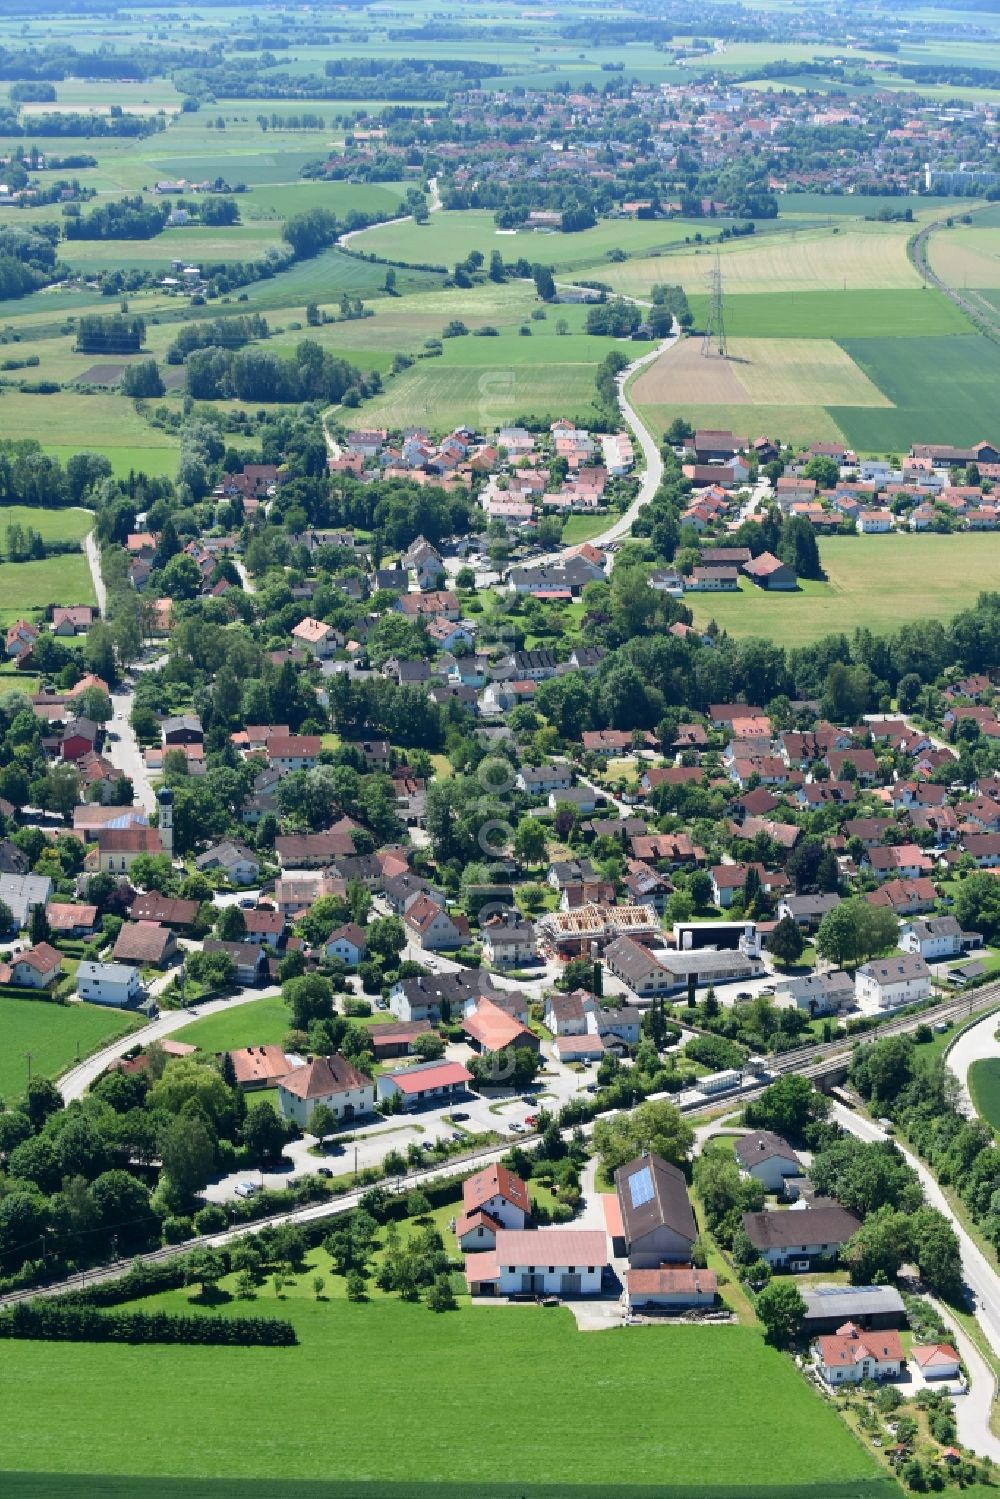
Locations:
463;1164;531;1217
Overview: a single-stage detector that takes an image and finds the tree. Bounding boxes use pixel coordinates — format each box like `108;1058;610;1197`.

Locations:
955;872;1000;942
910;1208;962;1300
849;1035;915;1111
24;1077;62;1131
745;1075;828;1141
216;904;247;942
158;1113;215;1209
816;897;898;970
242;1101;288;1166
843;1208;910;1284
283;973;334;1030
185;1246;226;1297
533;265;555;301
513;816;547;869
427;1272;457;1311
365;916;405;963
309;1103;338;1146
768;916;805;967
755;1280;806;1346
592;1099;693;1177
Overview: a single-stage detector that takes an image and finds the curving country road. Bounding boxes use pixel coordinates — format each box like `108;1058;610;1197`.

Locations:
58;986;282;1103
945;1005;1000;1116
833;1099;1000;1459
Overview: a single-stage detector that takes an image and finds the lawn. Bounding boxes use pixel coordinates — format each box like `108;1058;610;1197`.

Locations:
833;332;1000;452
685;534;1000;643
0;996;141;1102
0;553;95;626
0;1257;889;1496
561;513;613;544
0;506;93;548
176;995;291;1054
348;207;752;274
0;390;179;473
969;1057;1000;1133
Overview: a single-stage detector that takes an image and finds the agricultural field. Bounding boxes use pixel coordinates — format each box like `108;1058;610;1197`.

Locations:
834;333;1000;452
684;534;1000;643
0;996;141;1103
927;226;1000;289
0;391;179;478
595;223;920;300
969;1057;1000;1134
179;996;292;1055
0;1258;889;1497
632;337;890;409
685;288;970;340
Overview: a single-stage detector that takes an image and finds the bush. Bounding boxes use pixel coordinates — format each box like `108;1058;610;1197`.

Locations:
162;1216;193;1245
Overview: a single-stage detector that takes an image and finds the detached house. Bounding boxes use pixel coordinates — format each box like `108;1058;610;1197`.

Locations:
457;1164;531;1252
855;953;932;1011
813;1323;904;1386
402;894;469;952
277;1054;374;1128
741;1203;861;1270
734;1132;802;1193
291;617;338;657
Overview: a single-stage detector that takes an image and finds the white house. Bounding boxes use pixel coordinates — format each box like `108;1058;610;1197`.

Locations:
855;952;932;1012
194;840;260;885
465;1228;608;1297
277;1054;374;1127
856;510;893;534
899;916;964;961
813;1323;905;1385
76;960;143;1008
402;894;469;952
376;1058;472;1109
741;1204;861;1270
324;922;367;966
5;942;62;990
734;1131;802;1193
457;1164;531;1250
481;913;537;968
516;765;573;795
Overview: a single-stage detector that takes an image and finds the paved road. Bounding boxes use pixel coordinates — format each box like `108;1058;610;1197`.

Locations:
58;985;282;1102
946;1005;1000;1115
833;1100;1000;1457
529;324;676;571
84;530;107;615
108;691;156;814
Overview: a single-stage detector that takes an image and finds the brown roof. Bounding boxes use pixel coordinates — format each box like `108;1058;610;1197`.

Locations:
626;1268;718;1296
45;902;98;933
742;1203;860;1251
463;1164;531;1217
615;1153;697;1249
94;827;163;854
279;1053;372;1100
17;942;62;976
113;921;175;964
227;1045;292;1087
267;735;321;759
131;893;199;927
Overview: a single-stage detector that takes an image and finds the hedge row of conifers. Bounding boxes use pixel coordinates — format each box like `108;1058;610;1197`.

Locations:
0;1300;296;1346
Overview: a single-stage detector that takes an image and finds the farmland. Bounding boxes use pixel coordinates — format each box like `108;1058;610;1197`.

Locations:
684;534;1000;643
596;223;920;300
0;507;92;549
632;337;890;409
0;1256;888;1497
685;289;970;340
0;996;140;1102
834;333;1000;452
928;227;1000;290
969;1058;1000;1135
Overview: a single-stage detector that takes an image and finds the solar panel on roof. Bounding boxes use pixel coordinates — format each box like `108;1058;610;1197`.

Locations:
628;1165;655;1209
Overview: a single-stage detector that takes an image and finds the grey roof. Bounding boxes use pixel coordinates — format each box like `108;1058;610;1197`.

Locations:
859;953;931;984
906;916;962;938
780;971;855;1003
0;872;52;928
615;1152;697;1249
654;948;763;978
780;893;841;919
78;960;137;984
800;1284;906;1324
742;1204;861;1251
734;1131;802;1170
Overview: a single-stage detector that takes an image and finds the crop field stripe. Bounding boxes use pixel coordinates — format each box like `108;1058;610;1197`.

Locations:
0;1479;903;1499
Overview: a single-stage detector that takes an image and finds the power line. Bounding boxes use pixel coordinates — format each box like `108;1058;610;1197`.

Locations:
701;253;727;360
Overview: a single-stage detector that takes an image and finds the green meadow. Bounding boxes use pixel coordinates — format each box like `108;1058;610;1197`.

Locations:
0;1258;887;1497
0;996;141;1102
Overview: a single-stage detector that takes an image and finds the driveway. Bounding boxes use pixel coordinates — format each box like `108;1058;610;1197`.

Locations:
107;691;157;814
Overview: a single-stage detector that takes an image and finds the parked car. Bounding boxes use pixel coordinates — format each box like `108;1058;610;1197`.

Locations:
234;1182;257;1199
509;1122;526;1134
317;1167;333;1179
